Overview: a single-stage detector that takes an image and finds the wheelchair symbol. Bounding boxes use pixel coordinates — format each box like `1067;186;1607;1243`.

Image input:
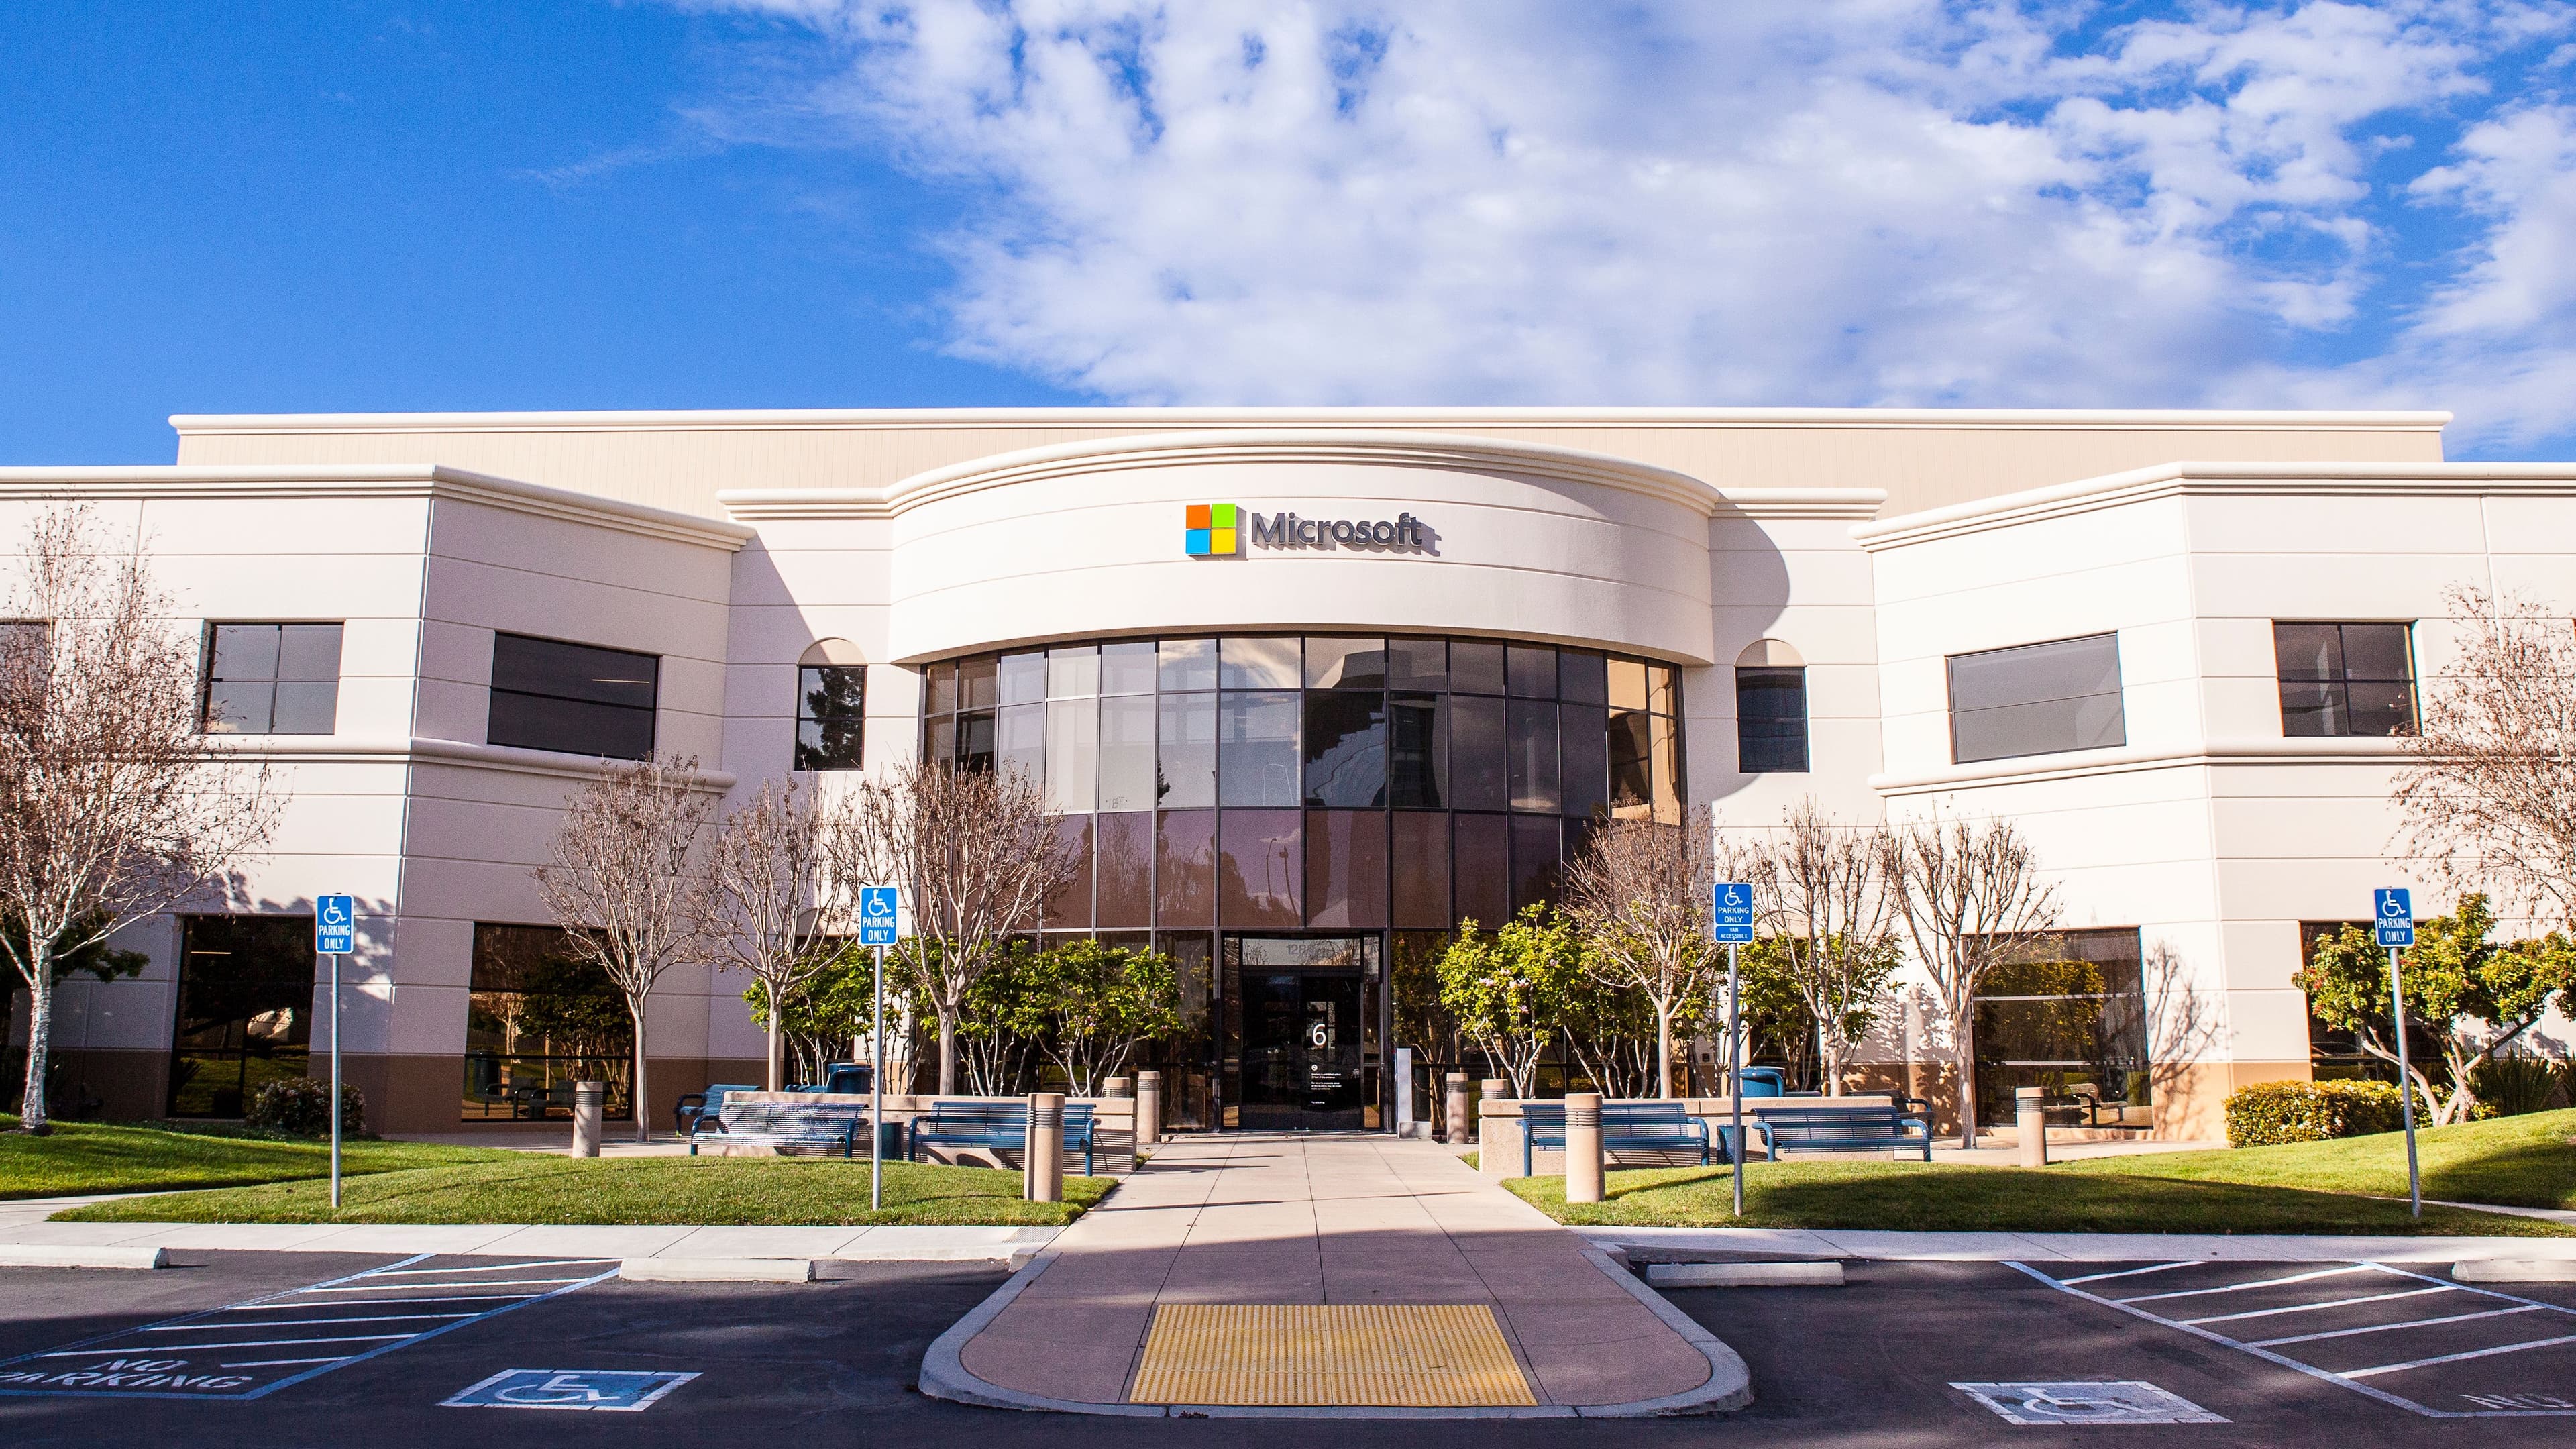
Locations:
319;898;351;927
443;1367;698;1413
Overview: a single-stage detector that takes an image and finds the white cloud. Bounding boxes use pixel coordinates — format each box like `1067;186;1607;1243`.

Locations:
684;1;2576;451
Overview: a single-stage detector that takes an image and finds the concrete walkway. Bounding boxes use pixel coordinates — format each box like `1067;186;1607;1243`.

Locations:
923;1133;1747;1417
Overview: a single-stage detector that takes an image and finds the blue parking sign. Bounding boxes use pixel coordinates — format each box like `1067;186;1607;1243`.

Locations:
1713;881;1754;944
859;885;901;946
2375;888;2414;947
315;895;355;955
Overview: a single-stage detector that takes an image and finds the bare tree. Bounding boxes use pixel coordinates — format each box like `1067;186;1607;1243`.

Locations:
706;777;849;1091
0;506;280;1133
534;754;716;1140
833;760;1075;1095
1882;809;2063;1148
2396;585;2576;928
1561;806;1718;1098
1743;798;1901;1097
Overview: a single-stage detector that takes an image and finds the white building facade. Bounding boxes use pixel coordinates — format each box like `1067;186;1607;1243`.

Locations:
3;406;2550;1138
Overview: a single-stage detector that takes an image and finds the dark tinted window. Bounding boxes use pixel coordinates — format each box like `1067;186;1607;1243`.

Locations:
1948;633;2124;764
488;633;659;759
2275;623;2415;737
168;915;313;1118
1736;666;1809;772
794;665;865;770
203;623;343;735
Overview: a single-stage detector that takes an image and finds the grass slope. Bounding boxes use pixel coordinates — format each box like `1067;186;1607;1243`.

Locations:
2061;1108;2576;1210
52;1155;1114;1228
1508;1160;2570;1236
0;1116;513;1199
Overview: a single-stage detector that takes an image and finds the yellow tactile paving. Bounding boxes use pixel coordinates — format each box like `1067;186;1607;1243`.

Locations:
1126;1303;1538;1407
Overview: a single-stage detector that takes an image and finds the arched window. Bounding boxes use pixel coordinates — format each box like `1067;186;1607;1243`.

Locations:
795;639;867;771
1735;639;1809;773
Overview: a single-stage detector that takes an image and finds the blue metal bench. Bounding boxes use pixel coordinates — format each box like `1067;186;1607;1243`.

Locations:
908;1100;1099;1175
1518;1100;1735;1177
1752;1102;1934;1161
793;1062;873;1095
683;1095;867;1157
674;1083;761;1137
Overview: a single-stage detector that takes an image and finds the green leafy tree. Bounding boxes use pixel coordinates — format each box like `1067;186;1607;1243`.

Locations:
745;938;938;1089
1731;937;1819;1087
1012;938;1183;1095
956;938;1043;1095
1436;906;1580;1097
1559;968;1695;1099
2296;893;2576;1126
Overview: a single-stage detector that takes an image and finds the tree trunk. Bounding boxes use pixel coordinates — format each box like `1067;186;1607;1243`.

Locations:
17;941;53;1134
1654;999;1674;1099
936;1006;959;1095
630;1002;651;1143
765;1018;785;1092
1822;1037;1845;1098
1952;1030;1977;1151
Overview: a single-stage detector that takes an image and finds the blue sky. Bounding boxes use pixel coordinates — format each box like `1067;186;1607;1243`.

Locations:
5;1;2575;464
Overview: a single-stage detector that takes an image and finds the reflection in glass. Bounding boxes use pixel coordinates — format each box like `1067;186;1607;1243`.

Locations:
1609;708;1652;819
1651;713;1681;823
1559;649;1607;705
1220;636;1301;688
1303;692;1387;807
1096;812;1155;926
1391;812;1452;928
1511;814;1562;911
1159;637;1218;691
956;710;995;772
1387;692;1446;808
1507;645;1558;698
1453;814;1511;926
1101;641;1157;695
959;655;997;710
169;914;315;1118
1047;817;1094;927
1387;637;1446;690
1156;810;1216;926
1607;656;1647;710
1450;640;1507;696
1157;693;1216;808
1220;808;1302;926
1560;703;1609;819
1507;700;1560;812
998;702;1045;781
1046;645;1099;699
1044;697;1098;812
1305;637;1387;689
1449;695;1508;810
998;651;1046;705
925;660;957;715
1099;694;1158;811
1219;690;1301;807
1305;810;1389;928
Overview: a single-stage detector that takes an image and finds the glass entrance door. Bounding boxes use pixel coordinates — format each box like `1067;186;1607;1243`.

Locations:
1240;969;1365;1130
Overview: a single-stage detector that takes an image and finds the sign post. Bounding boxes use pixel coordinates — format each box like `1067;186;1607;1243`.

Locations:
858;885;903;1214
315;895;356;1210
2374;888;2421;1218
1713;881;1756;1218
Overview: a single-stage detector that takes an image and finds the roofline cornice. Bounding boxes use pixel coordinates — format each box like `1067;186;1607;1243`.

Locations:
0;464;755;551
1852;461;2576;552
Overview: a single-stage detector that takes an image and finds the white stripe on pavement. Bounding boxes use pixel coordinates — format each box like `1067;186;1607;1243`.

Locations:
2345;1333;2576;1380
2249;1305;2544;1349
2182;1285;2455;1326
2119;1265;2369;1304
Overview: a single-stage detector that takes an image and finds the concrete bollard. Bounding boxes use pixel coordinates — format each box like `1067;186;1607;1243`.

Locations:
572;1081;604;1158
1102;1076;1132;1099
1445;1073;1472;1146
2017;1086;2049;1167
1135;1071;1163;1147
1564;1092;1605;1203
1026;1092;1065;1203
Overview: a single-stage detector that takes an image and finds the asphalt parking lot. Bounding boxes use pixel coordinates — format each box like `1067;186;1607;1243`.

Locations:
0;1252;2569;1446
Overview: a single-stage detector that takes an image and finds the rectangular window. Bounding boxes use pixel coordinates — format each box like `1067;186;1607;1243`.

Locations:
1506;645;1558;698
1387;637;1446;690
1155;810;1216;927
1044;697;1098;812
1453;813;1511;926
1099;694;1159;811
1510;814;1562;911
1219;808;1302;926
1560;703;1610;818
1609;708;1652;820
1507;699;1560;812
2275;622;2416;737
1218;690;1301;807
1305;637;1387;690
794;665;865;770
1735;666;1809;773
997;649;1046;705
465;924;632;1121
203;622;344;735
1100;640;1157;696
168;915;313;1118
1046;816;1093;928
1303;690;1387;807
996;702;1045;781
488;633;658;759
1157;692;1216;808
1947;633;2124;765
1391;812;1452;929
1970;928;2147;1128
1220;635;1301;689
1449;640;1507;696
1305;810;1389;928
1448;694;1508;810
1387;692;1447;808
1095;811;1155;927
0;620;46;702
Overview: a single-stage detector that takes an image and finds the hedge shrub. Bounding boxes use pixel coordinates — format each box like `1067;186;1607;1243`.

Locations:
244;1077;366;1138
2224;1079;2406;1147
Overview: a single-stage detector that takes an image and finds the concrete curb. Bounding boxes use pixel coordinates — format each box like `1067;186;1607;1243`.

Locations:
620;1257;815;1283
915;1240;1754;1419
2455;1259;2576;1283
1646;1260;1843;1288
0;1244;168;1269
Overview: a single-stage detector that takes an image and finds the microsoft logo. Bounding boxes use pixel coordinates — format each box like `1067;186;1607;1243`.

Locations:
1184;503;1238;557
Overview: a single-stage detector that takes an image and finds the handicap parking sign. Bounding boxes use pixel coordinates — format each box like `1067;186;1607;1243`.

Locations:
442;1368;698;1413
2375;887;2414;947
315;895;355;955
859;885;902;946
1712;882;1754;944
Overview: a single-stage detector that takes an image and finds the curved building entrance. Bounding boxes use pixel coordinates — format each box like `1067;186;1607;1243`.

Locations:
1226;936;1377;1130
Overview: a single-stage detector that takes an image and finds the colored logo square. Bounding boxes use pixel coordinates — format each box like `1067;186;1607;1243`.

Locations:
1184;503;1239;557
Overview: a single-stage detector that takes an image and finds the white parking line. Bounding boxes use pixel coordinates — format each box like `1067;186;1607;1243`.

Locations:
52;1334;412;1354
2059;1262;2194;1287
374;1260;620;1276
299;1278;588;1293
225;1294;533;1308
2182;1285;2455;1326
2345;1332;2576;1380
2118;1265;2368;1305
146;1313;478;1330
2249;1305;2543;1348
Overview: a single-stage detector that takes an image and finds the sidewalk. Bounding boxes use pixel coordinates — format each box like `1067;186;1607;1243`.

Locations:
921;1133;1748;1417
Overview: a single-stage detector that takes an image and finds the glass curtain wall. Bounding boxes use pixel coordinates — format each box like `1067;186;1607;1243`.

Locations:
463;924;635;1120
168;915;316;1118
922;633;1686;1126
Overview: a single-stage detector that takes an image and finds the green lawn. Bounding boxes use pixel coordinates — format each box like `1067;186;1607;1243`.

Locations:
2061;1109;2576;1210
0;1116;514;1200
52;1155;1114;1228
1509;1160;2569;1236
